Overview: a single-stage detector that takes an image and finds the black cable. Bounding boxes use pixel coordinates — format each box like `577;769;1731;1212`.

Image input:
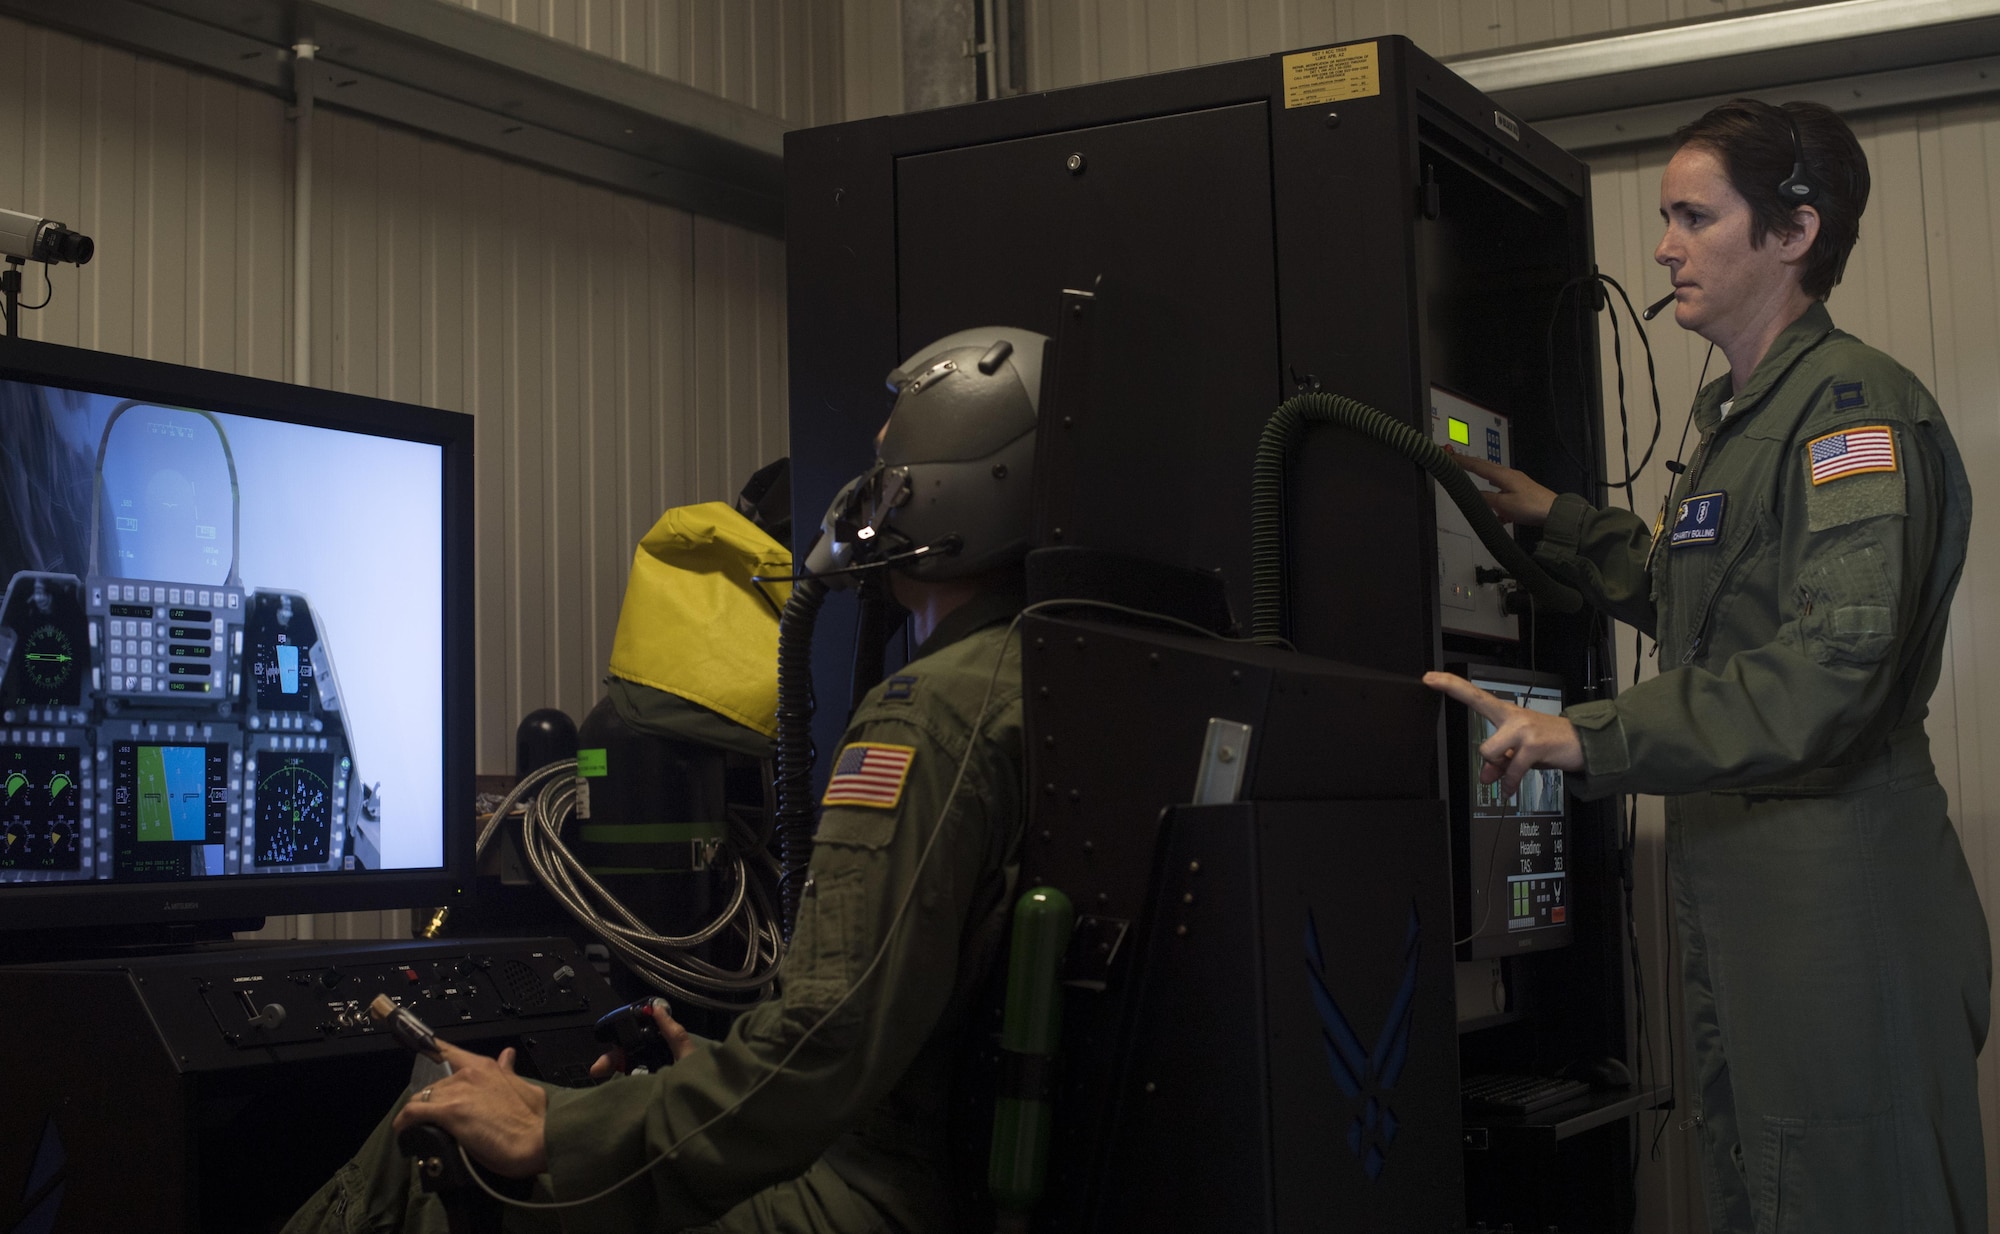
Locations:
1596;273;1665;488
1544;277;1600;488
1543;273;1666;498
751;536;963;587
1665;344;1716;478
20;262;51;311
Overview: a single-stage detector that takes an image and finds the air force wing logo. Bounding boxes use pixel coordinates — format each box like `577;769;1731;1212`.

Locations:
1305;901;1422;1181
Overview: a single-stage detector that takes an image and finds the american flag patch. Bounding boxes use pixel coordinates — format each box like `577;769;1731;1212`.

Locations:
1808;425;1896;486
822;742;916;809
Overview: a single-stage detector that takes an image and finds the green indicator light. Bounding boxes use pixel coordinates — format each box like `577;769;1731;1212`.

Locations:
1448;417;1470;446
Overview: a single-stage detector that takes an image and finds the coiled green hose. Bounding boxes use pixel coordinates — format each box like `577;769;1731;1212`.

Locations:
1251;393;1583;643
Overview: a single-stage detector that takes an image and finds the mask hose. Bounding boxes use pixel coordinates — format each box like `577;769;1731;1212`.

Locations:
773;574;829;943
1251;393;1584;644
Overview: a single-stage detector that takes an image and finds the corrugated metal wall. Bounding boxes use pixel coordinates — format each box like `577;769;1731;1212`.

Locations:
437;0;846;126
843;0;908;120
1022;0;1792;89
0;8;835;938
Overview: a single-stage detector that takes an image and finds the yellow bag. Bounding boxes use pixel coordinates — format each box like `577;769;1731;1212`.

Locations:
606;502;792;738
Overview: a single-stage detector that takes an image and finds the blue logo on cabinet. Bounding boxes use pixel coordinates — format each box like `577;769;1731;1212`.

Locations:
1305;901;1421;1181
10;1116;65;1234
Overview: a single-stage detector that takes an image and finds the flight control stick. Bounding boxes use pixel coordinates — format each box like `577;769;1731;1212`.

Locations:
370;995;528;1234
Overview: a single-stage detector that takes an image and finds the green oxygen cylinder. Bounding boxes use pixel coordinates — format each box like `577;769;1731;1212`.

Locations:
988;885;1075;1217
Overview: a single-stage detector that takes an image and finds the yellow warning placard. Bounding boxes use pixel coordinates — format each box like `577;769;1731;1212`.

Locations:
1282;43;1380;109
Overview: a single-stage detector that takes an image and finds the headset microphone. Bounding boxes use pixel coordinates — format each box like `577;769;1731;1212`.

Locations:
1642;290;1677;321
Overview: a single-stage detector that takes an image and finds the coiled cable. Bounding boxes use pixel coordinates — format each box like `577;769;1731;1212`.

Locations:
473;758;783;1013
1251;393;1583;643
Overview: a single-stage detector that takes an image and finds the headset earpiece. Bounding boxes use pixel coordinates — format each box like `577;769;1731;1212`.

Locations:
1777;108;1821;207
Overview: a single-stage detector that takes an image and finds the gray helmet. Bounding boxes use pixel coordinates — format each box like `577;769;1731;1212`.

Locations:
805;326;1046;586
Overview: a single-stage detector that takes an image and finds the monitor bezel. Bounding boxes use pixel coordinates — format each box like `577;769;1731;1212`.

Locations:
0;335;476;934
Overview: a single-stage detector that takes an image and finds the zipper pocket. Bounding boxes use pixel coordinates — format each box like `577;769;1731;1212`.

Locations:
1679;529;1757;665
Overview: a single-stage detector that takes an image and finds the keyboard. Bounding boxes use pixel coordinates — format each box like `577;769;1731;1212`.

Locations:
1461;1073;1592;1115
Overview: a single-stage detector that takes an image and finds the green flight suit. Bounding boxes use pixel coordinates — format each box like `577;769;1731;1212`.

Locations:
1534;302;1989;1233
283;591;1026;1233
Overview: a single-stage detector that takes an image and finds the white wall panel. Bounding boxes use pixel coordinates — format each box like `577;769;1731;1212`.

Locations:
0;9;825;940
843;0;906;120
1913;100;2000;1211
439;0;846;126
1024;0;1795;88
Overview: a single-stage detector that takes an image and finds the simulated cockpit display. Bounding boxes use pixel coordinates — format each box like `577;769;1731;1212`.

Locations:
0;379;445;889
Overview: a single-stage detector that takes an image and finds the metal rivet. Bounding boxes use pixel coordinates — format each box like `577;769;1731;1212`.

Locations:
992;463;1008;479
1182;892;1195;905
1040;829;1052;841
1144;1081;1157;1093
1218;746;1236;763
1052;527;1065;540
1034;637;1045;649
1230;670;1242;683
1038;687;1050;698
1098;892;1110;904
1044;735;1056;747
1325;111;1340;127
1070;789;1081;803
1189;861;1201;874
1174;924;1188;937
1074;636;1086;649
1044;782;1057;795
1081;839;1093;852
1148;652;1161;666
1066;152;1087;173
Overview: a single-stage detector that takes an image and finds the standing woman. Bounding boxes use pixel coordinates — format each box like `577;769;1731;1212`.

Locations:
1426;100;1989;1233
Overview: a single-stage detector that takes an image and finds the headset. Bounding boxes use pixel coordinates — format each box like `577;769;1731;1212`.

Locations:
1643;102;1823;322
1776;105;1821;206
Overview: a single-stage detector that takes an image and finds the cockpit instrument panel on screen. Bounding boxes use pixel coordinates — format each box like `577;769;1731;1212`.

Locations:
0;386;445;891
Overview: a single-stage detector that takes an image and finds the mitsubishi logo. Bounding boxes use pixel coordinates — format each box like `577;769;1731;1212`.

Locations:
1305;901;1422;1181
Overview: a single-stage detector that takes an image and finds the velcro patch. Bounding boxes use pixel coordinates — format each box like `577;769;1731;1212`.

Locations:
1670;491;1726;548
1833;381;1865;410
822;742;915;809
1808;425;1896;485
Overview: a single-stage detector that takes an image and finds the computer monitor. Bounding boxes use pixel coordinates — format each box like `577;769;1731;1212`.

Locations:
0;337;474;935
1445;662;1571;958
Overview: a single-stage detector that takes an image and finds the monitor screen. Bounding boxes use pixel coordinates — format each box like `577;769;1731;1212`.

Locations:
1457;666;1569;956
0;338;473;932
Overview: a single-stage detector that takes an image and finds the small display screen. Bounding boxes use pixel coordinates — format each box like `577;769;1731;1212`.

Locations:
252;635;314;710
113;742;230;879
0;746;84;871
255;752;335;866
1467;674;1567;936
